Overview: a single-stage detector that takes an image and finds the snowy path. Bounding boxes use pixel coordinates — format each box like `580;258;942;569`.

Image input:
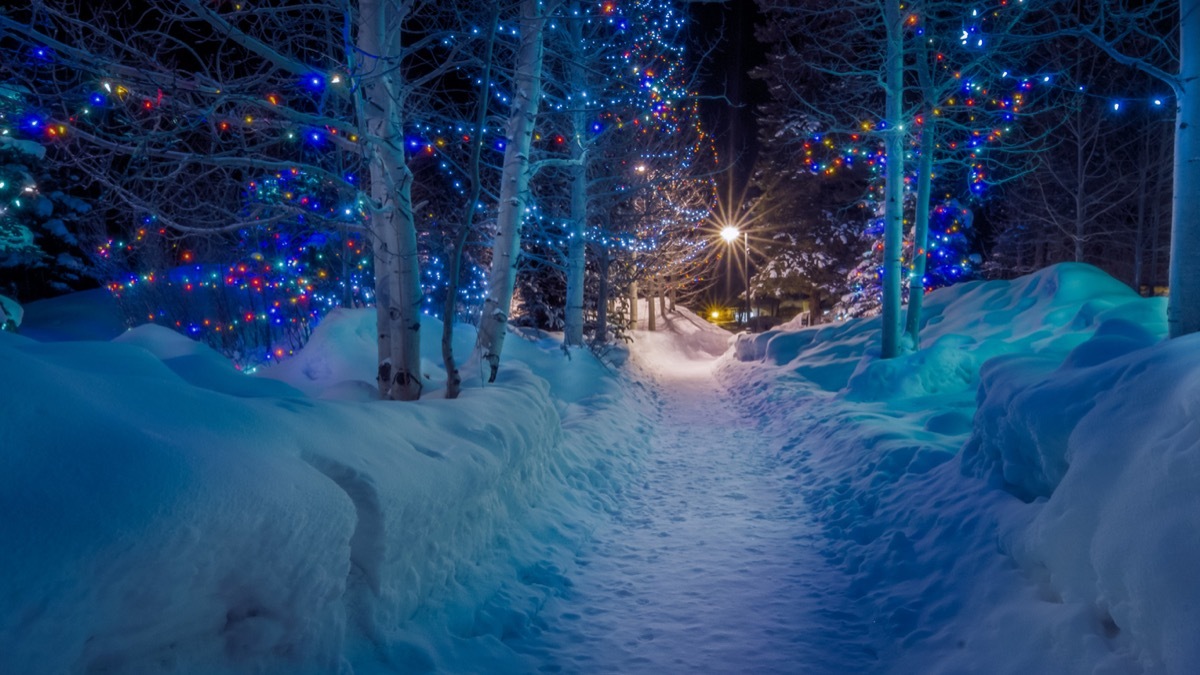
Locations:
507;323;877;673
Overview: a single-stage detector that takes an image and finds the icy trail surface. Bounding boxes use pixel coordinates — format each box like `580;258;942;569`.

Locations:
508;314;876;673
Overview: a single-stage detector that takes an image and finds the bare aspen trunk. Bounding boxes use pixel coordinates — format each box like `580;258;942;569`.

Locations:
563;163;587;345
442;6;498;399
341;225;352;308
629;280;638;328
1074;111;1087;263
880;0;905;359
659;278;668;318
595;245;609;345
391;169;423;400
359;0;421;400
368;213;399;399
1168;2;1200;337
647;279;657;332
669;275;676;311
1134;131;1151;293
563;2;587;348
475;0;548;381
905;108;936;348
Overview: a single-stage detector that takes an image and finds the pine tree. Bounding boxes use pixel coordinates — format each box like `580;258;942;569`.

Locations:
0;84;97;299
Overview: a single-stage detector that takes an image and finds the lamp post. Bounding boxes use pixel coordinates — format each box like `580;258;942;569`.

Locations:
721;225;750;328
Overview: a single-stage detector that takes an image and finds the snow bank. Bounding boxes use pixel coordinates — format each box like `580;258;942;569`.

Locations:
734;263;1161;399
18;288;126;342
962;318;1162;500
0;304;650;674
721;263;1179;672
964;326;1200;673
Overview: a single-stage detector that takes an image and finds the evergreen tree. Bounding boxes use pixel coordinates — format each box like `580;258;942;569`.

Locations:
0;84;98;299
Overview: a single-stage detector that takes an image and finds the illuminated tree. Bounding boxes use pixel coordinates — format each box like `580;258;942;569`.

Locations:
1063;0;1197;336
0;0;509;400
475;0;555;383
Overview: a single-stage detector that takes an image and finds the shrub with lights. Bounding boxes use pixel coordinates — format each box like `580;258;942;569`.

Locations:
102;207;371;369
839;197;979;319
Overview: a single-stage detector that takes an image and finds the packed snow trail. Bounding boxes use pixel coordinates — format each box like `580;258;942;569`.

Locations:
506;314;878;673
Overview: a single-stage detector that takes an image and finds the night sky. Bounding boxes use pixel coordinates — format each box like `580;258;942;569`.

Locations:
691;1;769;195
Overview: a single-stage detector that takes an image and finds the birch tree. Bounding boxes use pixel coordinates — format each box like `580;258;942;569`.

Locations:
475;0;553;383
1069;0;1197;336
0;0;475;400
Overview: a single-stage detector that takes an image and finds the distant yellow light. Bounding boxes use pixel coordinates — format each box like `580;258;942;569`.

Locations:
711;310;720;319
720;226;740;242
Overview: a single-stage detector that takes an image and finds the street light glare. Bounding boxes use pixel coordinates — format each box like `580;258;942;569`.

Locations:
720;225;740;243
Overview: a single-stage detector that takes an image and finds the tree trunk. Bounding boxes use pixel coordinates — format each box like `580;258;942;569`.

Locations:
359;0;421;401
1168;2;1199;337
563;3;588;348
629;280;638;328
1074;108;1087;263
563;166;587;345
475;0;548;381
391;171;423;401
442;6;498;399
904;109;936;349
669;275;676;311
368;212;399;399
1151;119;1172;292
341;225;352;308
1133;129;1151;293
647;279;657;332
594;245;609;345
659;276;668;317
880;0;905;359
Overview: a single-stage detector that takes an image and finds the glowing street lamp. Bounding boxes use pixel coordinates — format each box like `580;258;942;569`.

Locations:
719;225;750;327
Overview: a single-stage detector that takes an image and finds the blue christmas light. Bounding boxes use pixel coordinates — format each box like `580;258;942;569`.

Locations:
303;74;325;92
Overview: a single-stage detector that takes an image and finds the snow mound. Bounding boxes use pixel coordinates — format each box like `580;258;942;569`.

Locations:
720;263;1173;672
114;323;305;399
1003;332;1200;674
0;296;651;674
961;318;1161;501
734;263;1163;400
255;307;392;398
17;288;127;342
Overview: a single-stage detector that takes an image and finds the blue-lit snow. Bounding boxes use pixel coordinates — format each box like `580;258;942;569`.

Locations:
3;262;1198;674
